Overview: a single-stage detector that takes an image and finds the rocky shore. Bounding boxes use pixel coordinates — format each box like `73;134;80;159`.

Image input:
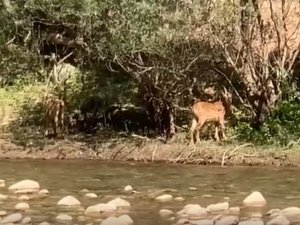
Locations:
0;179;299;225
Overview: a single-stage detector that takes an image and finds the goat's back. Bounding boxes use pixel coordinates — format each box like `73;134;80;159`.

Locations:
192;101;225;121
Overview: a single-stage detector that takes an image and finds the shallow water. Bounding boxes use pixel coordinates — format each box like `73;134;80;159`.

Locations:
0;160;299;224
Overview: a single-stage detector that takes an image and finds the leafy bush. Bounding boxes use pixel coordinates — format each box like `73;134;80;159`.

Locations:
235;100;300;146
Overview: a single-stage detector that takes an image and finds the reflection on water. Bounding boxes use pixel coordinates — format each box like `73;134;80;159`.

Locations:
0;160;299;224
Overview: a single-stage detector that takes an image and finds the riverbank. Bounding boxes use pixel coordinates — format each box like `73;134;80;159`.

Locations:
0;128;299;167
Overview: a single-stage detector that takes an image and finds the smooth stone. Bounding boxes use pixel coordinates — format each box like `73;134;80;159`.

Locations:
56;214;73;221
38;222;50;225
80;188;89;193
100;215;133;225
175;197;185;201
177;204;207;219
21;216;31;224
39;189;49;196
101;217;121;225
84;193;97;198
202;195;213;198
189;219;214;225
239;220;264;225
0;180;5;188
0;211;7;216
0;194;8;201
229;207;240;215
0;213;22;224
207;202;229;212
84;203;117;215
155;194;173;202
124;185;133;194
243;191;267;207
281;207;300;223
118;215;134;225
107;197;131;208
15;202;30;210
18;195;30;201
267;215;289;225
215;216;239;225
159;209;174;218
8;180;40;193
189;187;198;191
57;195;81;206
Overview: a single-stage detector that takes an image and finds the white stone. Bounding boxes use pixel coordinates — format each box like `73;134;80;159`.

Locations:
243;191;267;207
56;214;73;221
107;197;131;208
8;180;40;193
0;213;22;224
0;180;5;188
281;207;300;223
189;219;214;225
215;216;239;225
39;189;49;195
175;197;185;201
239;220;264;225
0;194;8;201
118;215;134;225
124;185;133;194
207;202;229;212
155;194;173;202
229;207;240;215
101;217;122;225
18;195;30;201
0;211;7;216
21;216;32;224
267;215;289;225
159;209;174;218
84;203;117;215
15;202;30;210
38;222;50;225
84;193;97;198
177;204;207;219
57;195;81;206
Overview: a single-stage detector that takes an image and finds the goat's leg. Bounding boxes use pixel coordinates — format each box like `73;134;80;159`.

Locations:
189;118;198;145
195;120;204;144
53;111;59;138
214;123;220;142
220;119;227;141
44;112;50;137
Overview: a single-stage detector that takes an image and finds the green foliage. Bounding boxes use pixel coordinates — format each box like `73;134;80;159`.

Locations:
235;100;300;146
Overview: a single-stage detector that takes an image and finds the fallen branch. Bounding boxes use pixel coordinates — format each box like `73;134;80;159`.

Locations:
221;143;254;167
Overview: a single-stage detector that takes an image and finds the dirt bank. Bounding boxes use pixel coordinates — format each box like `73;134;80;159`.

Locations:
0;129;299;167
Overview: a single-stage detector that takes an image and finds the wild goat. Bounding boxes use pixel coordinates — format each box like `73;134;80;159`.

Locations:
189;87;232;145
43;94;65;138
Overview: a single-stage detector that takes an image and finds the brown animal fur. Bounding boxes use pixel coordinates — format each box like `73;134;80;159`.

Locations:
43;94;65;138
189;88;232;145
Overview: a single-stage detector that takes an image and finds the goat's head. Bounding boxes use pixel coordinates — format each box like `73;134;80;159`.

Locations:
221;87;232;115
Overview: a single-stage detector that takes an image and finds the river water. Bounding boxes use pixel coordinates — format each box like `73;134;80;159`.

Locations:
0;160;299;224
